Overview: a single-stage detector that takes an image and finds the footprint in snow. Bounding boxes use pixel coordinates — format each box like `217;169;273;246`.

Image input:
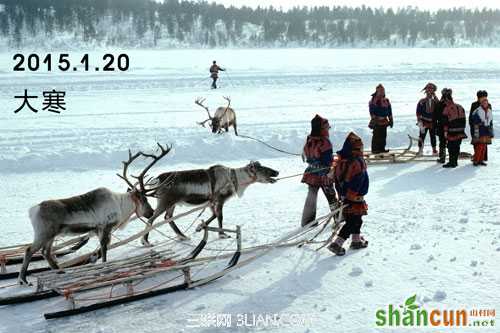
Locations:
410;244;422;250
433;291;447;302
365;280;373;287
349;267;363;277
470;260;478;267
459;217;468;224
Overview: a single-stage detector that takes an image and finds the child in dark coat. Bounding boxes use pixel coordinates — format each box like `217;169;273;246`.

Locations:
328;132;369;256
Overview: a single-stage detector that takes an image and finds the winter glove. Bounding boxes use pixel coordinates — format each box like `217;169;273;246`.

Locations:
389;118;394;128
368;119;375;129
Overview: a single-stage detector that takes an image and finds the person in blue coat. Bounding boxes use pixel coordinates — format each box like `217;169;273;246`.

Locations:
369;84;393;154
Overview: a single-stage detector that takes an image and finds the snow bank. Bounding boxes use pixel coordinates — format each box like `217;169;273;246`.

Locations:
0;125;414;173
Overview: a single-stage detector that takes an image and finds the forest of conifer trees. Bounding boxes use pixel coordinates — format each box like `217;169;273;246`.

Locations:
1;0;500;48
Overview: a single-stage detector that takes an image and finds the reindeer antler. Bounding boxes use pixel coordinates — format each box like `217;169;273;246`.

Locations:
222;96;231;108
117;150;143;189
134;143;172;193
195;97;213;127
117;143;171;193
221;96;232;118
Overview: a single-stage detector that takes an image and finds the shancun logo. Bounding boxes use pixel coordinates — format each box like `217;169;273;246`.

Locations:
375;294;469;327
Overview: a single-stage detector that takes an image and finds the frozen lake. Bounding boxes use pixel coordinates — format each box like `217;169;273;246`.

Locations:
1;48;499;173
0;48;499;332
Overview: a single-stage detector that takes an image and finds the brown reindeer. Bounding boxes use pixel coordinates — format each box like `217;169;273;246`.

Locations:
141;161;278;246
196;96;238;135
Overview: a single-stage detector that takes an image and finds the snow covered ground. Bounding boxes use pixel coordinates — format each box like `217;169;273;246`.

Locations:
0;48;499;332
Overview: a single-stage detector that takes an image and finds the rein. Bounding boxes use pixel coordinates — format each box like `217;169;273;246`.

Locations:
238;134;302;157
275;166;331;181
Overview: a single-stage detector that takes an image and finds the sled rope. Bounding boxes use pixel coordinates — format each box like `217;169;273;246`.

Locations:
238;134;302;156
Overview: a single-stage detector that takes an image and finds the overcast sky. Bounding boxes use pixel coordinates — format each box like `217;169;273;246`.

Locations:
208;0;500;10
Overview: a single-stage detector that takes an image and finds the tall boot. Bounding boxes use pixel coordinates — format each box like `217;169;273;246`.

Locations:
437;138;446;163
301;186;319;227
443;147;454;168
417;145;423;157
452;149;459;167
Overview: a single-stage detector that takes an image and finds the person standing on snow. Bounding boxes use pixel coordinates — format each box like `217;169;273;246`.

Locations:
301;115;338;227
368;84;393;154
209;60;225;89
328;132;369;256
470;97;494;166
469;90;491;163
433;88;450;163
441;89;467;168
416;83;439;156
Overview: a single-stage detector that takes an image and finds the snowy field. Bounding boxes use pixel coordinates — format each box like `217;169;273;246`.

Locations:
0;48;499;332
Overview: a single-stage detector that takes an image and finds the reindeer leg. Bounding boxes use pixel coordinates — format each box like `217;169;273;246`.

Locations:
42;237;59;270
18;237;43;285
141;201;167;247
166;205;189;241
99;227;112;262
216;203;230;239
195;213;217;232
233;121;238;136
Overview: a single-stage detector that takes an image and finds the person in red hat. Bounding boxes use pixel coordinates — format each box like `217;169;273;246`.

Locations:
416;83;439;156
470;97;494;166
369;84;393;154
301;115;338;227
328;132;369;256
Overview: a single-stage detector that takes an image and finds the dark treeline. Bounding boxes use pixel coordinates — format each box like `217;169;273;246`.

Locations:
1;0;500;48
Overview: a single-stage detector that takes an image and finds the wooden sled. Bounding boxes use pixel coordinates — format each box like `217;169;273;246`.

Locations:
364;135;472;164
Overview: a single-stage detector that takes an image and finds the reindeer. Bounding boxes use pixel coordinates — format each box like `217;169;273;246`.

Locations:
18;144;170;285
196;96;238;136
141;161;279;245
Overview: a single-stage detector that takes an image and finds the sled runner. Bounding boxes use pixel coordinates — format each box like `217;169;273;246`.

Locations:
0;235;90;279
0;205;343;320
364;135;472;164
